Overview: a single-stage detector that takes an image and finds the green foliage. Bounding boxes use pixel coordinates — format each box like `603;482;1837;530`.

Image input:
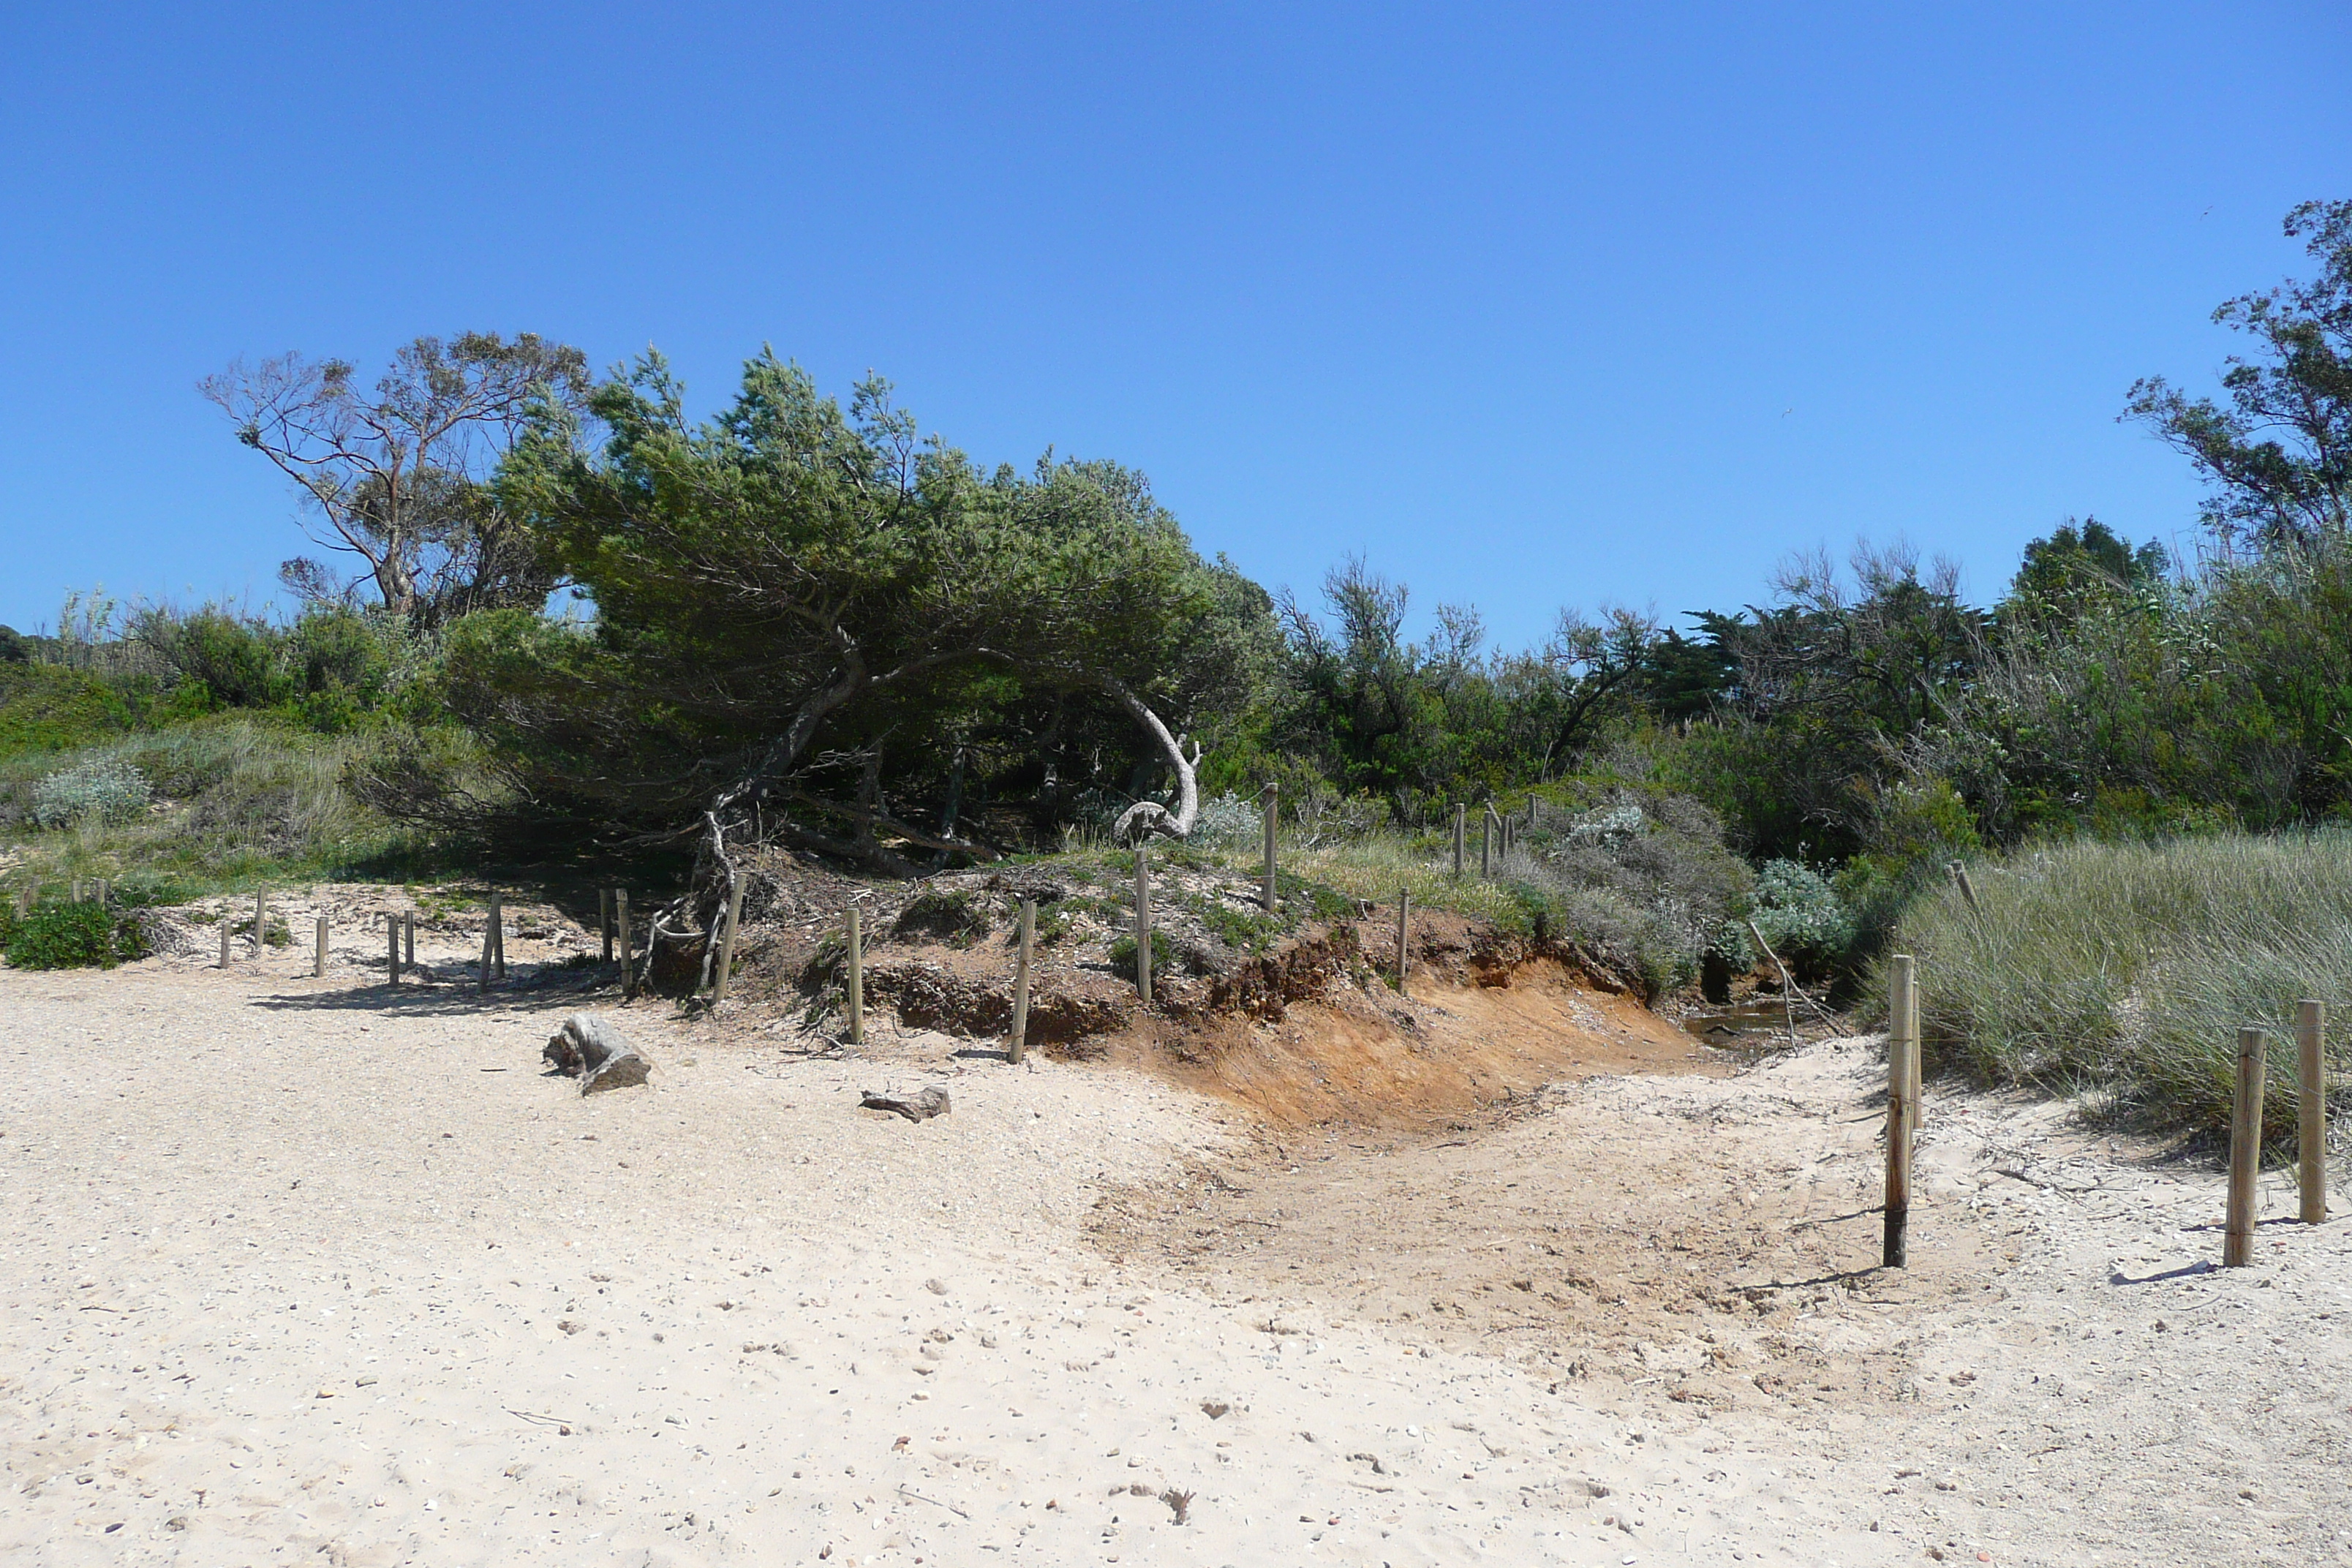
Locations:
0;716;475;894
126;603;428;734
1893;832;2352;1142
1029;900;1077;946
3;899;146;970
1188;792;1264;853
1651;544;1985;862
1836;776;1985;954
2123;199;2352;548
1194;897;1283;954
0;663;141;757
1107;927;1175;981
1999;517;2168;633
1493;793;1755;997
232;913;295;948
463;352;1273;856
1273;559;1661;818
1277;871;1356;924
1916;529;2352;843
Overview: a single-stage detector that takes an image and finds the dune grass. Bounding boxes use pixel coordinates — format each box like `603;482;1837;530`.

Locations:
0;716;453;903
1893;832;2352;1145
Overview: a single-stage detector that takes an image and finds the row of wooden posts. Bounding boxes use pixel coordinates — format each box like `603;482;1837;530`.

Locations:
208;783;1512;1019
216;890;513;990
211;884;713;999
1451;795;1540;878
12;879;120;916
1880;954;2328;1270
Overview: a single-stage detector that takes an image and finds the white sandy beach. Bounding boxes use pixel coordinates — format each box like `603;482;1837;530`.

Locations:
5;920;2351;1567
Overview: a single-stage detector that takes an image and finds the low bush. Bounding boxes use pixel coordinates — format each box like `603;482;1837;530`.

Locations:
0;716;475;895
894;889;992;946
1749;859;1856;977
1195;897;1283;954
1189;792;1263;853
3;899;147;969
31;758;151;829
1108;927;1177;981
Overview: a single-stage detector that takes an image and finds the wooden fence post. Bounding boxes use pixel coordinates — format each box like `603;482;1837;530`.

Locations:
255;889;268;955
1480;806;1493;877
314;913;327;978
1009;897;1035;1064
1884;954;1918;1268
1134;843;1153;1005
219;919;231;970
1948;861;1982;913
1396;886;1410;996
600;889;614;965
387;915;401;986
488;892;505;979
2225;1027;2267;1267
403;911;415;969
846;905;864;1046
479;908;495;992
712;875;747;1003
2299;1000;2328;1224
1904;951;1922;1133
616;890;634;1000
1261;782;1278;914
1452;802;1465;877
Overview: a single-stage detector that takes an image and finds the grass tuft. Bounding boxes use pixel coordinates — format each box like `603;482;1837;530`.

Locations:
1894;832;2352;1145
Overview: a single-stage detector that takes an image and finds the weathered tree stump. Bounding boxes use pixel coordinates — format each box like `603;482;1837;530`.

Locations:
859;1085;951;1123
543;1012;653;1096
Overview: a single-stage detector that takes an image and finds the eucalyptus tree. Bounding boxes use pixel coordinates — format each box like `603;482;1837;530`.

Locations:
203;332;591;624
2127;199;2352;549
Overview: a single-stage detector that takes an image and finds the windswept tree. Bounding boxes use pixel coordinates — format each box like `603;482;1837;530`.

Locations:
203;332;591;625
2126;199;2352;549
437;351;1260;873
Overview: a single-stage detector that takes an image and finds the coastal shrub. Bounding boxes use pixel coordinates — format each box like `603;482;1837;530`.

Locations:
1190;792;1262;852
31;758;151;829
1748;859;1855;972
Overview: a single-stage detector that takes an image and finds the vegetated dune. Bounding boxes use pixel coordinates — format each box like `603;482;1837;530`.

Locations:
4;885;2348;1566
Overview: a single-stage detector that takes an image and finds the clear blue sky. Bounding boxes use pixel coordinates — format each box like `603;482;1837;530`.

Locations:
3;1;2347;649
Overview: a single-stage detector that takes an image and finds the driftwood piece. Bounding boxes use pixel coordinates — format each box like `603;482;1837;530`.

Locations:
543;1012;653;1096
859;1085;951;1123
